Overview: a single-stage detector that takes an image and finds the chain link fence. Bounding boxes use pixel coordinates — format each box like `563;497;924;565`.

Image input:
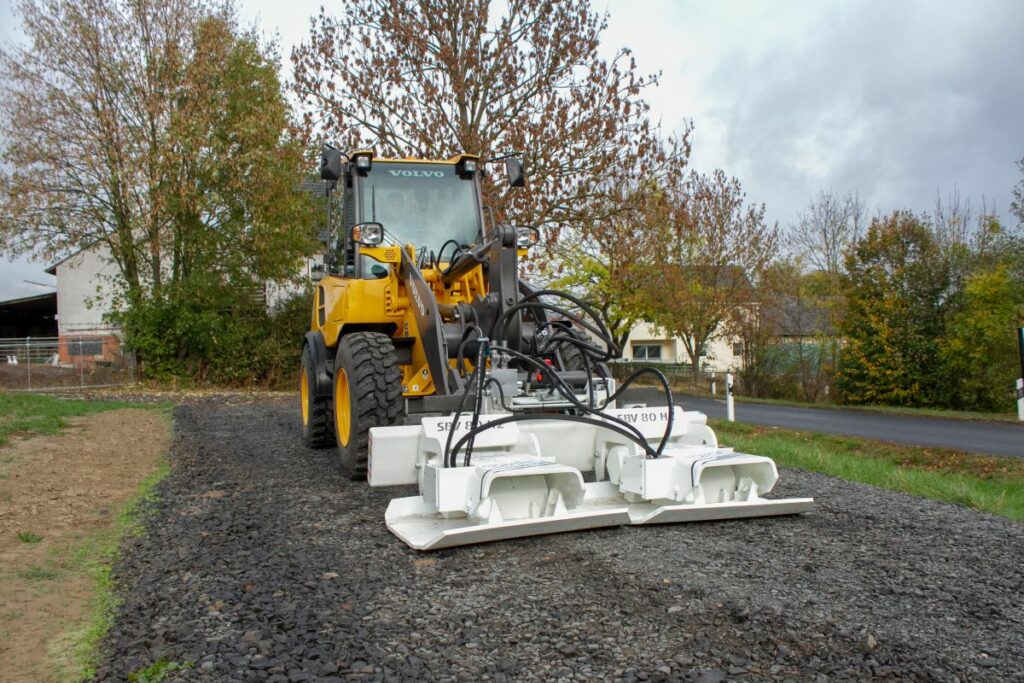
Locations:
0;336;136;391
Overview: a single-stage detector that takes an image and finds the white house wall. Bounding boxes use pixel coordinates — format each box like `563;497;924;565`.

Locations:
54;244;120;337
619;320;742;372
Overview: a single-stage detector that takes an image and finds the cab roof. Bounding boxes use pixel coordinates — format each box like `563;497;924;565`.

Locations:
349;149;480;166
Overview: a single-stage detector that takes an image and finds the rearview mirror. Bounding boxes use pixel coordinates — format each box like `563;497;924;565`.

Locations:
320;144;343;182
505;157;526;188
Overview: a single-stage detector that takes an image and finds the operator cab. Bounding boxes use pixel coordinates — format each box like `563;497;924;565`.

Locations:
319;149;502;279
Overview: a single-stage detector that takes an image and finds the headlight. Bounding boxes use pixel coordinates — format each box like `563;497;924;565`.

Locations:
352;222;384;245
516;225;540;249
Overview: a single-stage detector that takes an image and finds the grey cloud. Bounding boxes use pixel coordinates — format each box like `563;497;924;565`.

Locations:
703;0;1024;227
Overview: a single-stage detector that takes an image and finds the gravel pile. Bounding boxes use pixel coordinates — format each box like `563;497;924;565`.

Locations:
95;397;1024;681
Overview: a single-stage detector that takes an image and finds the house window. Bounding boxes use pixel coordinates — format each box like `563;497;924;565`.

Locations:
68;339;103;356
632;343;662;361
732;342;744;356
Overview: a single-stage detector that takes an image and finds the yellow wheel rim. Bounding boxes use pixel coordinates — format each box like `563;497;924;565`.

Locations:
300;371;310;426
334;368;351;446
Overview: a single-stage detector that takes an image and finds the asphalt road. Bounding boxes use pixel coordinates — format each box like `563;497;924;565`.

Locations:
622;389;1024;458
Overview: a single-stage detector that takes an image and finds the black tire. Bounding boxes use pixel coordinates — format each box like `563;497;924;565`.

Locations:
301;344;336;449
556;329;612;394
332;332;403;480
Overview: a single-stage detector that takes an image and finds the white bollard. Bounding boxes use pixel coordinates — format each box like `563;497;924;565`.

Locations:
1017;378;1023;422
726;372;735;422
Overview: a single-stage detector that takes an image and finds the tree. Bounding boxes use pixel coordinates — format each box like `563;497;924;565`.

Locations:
0;1;316;381
637;170;779;380
291;0;685;238
835;211;950;406
788;189;865;279
940;262;1024;411
1012;156;1024;228
787;189;864;374
542;178;683;352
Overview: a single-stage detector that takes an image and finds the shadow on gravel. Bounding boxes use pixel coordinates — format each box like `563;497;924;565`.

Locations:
95;397;1024;682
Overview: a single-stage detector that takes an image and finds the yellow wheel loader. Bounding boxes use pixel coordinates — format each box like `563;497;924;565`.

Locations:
300;146;812;550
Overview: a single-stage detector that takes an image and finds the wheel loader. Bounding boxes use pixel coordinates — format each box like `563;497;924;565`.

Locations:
300;146;813;550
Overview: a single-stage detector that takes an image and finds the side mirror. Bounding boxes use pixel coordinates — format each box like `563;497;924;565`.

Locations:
351;222;384;246
320;144;343;181
505;157;526;188
515;225;540;248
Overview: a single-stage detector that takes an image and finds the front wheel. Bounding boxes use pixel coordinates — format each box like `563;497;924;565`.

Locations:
301;344;335;449
332;332;403;480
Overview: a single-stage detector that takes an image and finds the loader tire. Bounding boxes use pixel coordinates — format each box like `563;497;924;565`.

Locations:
332;332;403;480
301;344;336;449
558;330;611;376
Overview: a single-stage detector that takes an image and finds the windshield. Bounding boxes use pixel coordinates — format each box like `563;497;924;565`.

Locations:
359;162;482;249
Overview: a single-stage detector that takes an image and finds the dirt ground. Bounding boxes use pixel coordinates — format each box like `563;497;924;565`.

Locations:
0;364;134;391
0;408;171;682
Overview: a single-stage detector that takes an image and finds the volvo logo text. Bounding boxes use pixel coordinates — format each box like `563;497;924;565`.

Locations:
388;170;445;178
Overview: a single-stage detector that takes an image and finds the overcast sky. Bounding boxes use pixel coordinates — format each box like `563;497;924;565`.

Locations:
2;0;1023;300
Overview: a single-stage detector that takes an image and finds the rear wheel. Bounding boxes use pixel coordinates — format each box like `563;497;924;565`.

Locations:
301;344;335;449
333;332;403;480
556;329;612;402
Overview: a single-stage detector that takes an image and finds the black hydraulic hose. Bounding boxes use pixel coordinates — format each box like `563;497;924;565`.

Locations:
522;289;622;356
492;301;616;358
443;360;482;468
491;345;651;450
456;325;484;378
463;339;488;466
490;287;615;347
602;366;676;457
449;413;659;469
546;332;597;408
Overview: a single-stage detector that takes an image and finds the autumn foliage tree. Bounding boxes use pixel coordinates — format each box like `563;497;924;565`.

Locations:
635;170;779;379
0;0;316;382
291;0;685;238
835;211;951;406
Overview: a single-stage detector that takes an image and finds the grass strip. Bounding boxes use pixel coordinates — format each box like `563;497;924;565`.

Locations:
53;461;171;681
726;395;1019;424
0;392;163;446
712;420;1024;521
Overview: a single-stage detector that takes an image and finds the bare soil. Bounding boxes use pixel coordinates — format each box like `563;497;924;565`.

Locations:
0;408;171;682
0;364;134;390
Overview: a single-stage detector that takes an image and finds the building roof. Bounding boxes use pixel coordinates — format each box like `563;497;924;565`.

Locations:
765;297;835;337
0;292;57;309
44;241;100;274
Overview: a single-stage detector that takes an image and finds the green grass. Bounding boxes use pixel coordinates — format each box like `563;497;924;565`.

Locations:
17;530;43;543
0;392;162;446
127;658;193;683
57;461;171;681
17;565;59;580
713;420;1024;521
728;394;1020;424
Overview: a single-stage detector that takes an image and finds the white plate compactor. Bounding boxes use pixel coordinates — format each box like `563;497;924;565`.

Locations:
368;389;813;550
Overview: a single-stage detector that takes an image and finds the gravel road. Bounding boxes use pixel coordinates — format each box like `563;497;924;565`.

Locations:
95;396;1024;682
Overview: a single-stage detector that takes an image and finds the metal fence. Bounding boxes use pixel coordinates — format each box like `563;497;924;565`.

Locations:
0;336;136;391
608;361;726;393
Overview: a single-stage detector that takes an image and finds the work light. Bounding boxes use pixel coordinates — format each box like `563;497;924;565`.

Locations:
516;225;540;249
352;222;384;245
